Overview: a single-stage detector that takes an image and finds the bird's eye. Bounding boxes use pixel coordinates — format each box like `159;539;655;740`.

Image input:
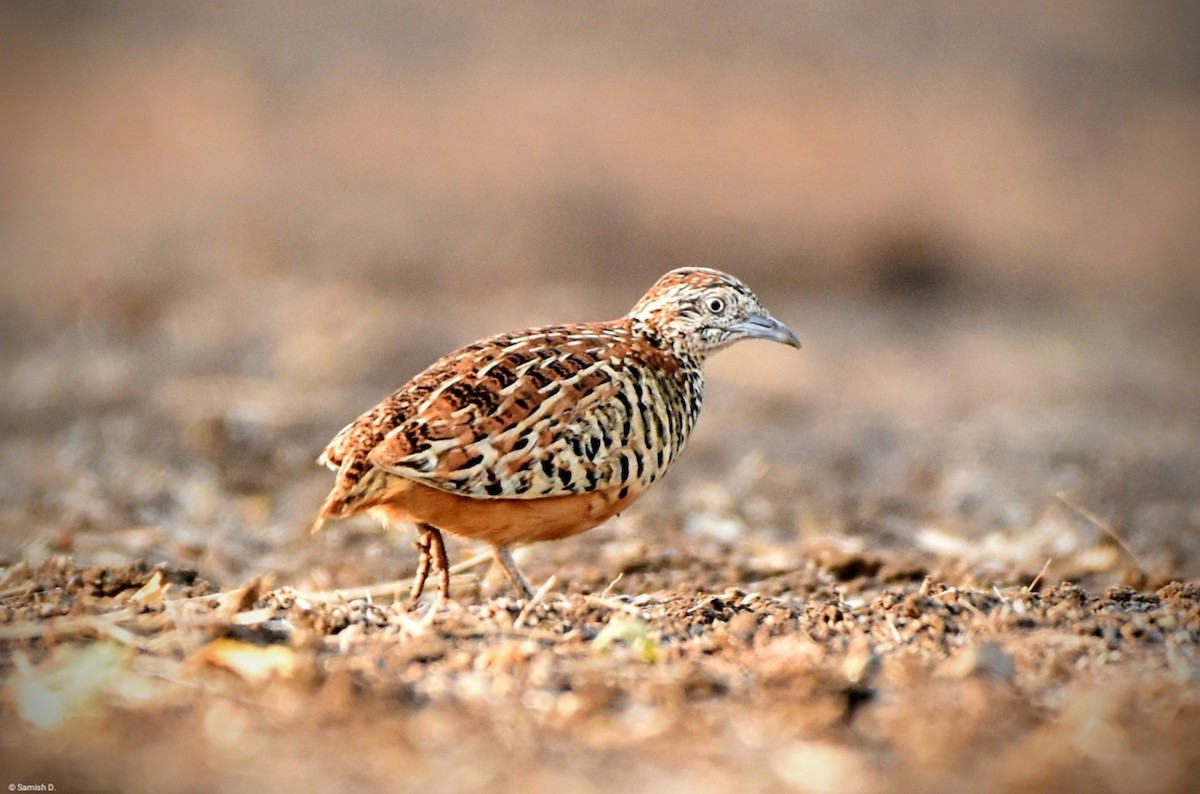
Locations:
705;297;725;314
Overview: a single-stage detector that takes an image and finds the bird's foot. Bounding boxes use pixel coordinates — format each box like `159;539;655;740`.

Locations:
409;523;451;608
491;544;537;600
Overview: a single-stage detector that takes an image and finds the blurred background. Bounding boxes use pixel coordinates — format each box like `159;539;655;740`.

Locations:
1;1;1198;588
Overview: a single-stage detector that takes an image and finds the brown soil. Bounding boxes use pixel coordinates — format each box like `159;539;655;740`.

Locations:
1;555;1198;794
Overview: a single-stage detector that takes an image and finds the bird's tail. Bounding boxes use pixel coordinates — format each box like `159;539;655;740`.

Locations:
311;464;399;534
311;487;350;534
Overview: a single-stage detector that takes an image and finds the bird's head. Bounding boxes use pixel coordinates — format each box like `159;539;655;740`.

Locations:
628;267;801;360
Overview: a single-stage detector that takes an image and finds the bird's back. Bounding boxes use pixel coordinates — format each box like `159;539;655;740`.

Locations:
315;318;704;529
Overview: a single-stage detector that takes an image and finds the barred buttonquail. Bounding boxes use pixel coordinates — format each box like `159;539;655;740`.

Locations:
313;267;800;602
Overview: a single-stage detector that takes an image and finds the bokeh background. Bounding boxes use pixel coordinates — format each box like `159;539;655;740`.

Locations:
3;5;1200;794
2;1;1198;587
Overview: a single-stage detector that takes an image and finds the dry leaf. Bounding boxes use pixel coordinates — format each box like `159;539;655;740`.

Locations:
195;640;297;683
131;570;166;605
6;643;133;730
593;616;659;663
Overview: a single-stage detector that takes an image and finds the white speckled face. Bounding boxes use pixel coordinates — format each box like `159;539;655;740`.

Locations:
628;267;800;358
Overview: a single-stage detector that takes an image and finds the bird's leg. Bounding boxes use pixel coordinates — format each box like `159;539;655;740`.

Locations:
491;544;536;599
428;525;451;601
409;524;434;606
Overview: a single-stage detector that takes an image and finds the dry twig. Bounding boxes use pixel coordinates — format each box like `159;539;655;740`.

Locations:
1055;491;1145;571
582;594;644;617
514;576;558;629
1026;558;1052;592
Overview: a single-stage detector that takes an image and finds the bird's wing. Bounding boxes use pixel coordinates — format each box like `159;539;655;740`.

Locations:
327;323;659;500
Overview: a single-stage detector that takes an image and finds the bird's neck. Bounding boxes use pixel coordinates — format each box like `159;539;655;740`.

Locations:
628;316;706;369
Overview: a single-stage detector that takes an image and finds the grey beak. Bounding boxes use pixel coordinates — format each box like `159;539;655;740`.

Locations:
735;313;801;348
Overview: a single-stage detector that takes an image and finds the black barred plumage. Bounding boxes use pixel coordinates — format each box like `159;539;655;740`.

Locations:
313;267;800;603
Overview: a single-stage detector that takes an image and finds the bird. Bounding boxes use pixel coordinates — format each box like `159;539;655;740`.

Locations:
312;267;800;603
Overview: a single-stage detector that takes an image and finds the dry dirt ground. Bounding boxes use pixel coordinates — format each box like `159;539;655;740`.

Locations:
0;554;1197;794
2;292;1199;794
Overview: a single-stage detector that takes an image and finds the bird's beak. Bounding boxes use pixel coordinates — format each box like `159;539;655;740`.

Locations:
735;313;801;348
